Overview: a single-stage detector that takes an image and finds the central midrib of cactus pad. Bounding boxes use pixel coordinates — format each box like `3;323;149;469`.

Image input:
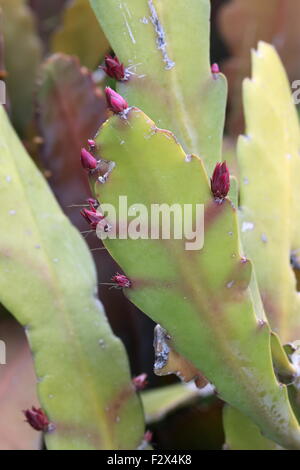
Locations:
238;42;300;342
90;0;227;173
91;108;300;449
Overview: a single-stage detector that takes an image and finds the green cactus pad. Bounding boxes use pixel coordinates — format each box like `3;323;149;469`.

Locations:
238;42;300;342
90;0;227;173
90;107;300;449
0;106;145;450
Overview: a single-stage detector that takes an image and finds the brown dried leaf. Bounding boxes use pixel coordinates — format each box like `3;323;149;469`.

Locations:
36;53;107;225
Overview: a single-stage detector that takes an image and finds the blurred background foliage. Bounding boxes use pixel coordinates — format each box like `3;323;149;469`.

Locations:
0;0;299;449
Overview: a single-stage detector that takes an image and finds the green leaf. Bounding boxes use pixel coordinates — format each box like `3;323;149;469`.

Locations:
90;107;300;449
51;0;110;70
0;105;145;450
223;406;283;450
141;383;212;424
238;42;300;342
0;0;42;135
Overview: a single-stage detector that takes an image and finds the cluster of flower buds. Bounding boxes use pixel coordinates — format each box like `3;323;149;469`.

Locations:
111;272;131;288
105;87;129;114
102;55;126;81
23;407;53;432
80;199;104;230
132;373;148;391
210;161;230;201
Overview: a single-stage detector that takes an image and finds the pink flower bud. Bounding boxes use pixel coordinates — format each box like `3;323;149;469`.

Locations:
111;273;131;288
103;55;126;81
105;87;128;114
133;373;148;391
211;162;230;200
80;148;97;170
23;407;52;432
144;431;153;443
211;63;220;75
80;206;104;230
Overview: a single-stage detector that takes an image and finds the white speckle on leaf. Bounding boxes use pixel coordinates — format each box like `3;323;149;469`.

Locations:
53;258;59;263
185;154;192;162
285;153;292;160
5;176;11;183
140;16;149;24
9;210;16;215
261;233;268;243
243;177;249;185
227;280;235;289
123;13;136;44
242;222;254;232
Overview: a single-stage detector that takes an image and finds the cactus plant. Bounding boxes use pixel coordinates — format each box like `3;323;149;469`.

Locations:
1;0;300;451
90;0;227;174
238;41;300;343
83;0;300;450
0;105;145;449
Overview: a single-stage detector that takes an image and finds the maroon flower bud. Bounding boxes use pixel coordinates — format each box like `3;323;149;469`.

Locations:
111;273;131;288
23;407;52;432
80;148;97;170
211;161;230;200
103;55;126;81
105;87;128;114
133;373;148;391
80;206;104;230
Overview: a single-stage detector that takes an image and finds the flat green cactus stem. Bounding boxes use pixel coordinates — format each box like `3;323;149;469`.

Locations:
238;42;300;343
90;0;227;174
0;106;145;450
223;406;283;450
89;107;300;449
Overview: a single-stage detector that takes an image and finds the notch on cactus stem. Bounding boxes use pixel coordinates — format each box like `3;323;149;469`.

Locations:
88;139;96;151
86;198;99;209
211;161;230;201
80;148;97;170
102;55;127;81
133;373;148;391
23;407;54;432
111;273;131;288
211;63;220;79
105;87;129;114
